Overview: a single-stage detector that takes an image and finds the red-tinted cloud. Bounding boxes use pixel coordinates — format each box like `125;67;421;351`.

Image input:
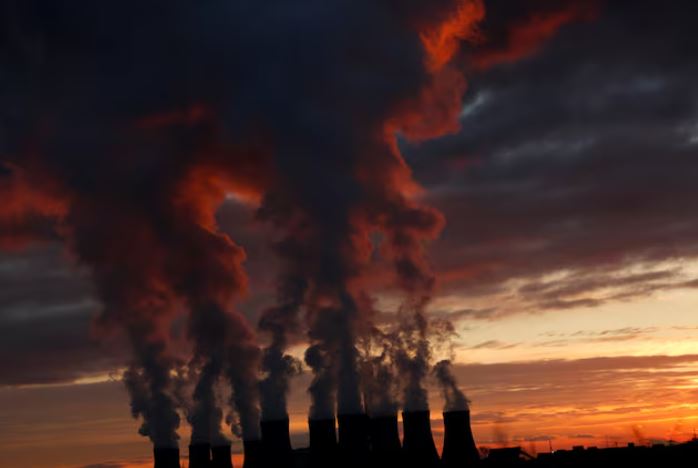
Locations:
471;1;599;70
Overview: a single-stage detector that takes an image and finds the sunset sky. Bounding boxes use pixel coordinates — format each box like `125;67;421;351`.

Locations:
2;1;698;467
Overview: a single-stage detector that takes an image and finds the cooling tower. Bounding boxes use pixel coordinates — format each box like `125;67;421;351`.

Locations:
338;413;371;466
441;410;480;467
309;418;338;468
261;418;293;467
188;443;211;468
369;414;402;466
243;439;264;468
402;411;440;468
211;444;233;468
153;447;181;468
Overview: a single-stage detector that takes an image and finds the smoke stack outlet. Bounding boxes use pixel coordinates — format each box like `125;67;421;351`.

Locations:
242;440;264;468
369;414;402;466
261;418;294;467
338;413;370;465
309;418;338;468
153;447;181;468
189;443;211;468
402;411;440;468
442;410;480;467
211;445;233;468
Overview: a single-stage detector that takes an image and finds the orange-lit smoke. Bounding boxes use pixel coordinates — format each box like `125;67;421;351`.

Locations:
473;4;598;70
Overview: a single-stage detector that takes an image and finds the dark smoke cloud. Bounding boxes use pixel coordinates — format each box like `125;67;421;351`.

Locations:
258;276;305;421
247;0;483;418
2;0;590;447
1;0;269;445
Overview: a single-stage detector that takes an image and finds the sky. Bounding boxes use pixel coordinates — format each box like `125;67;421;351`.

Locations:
2;0;698;467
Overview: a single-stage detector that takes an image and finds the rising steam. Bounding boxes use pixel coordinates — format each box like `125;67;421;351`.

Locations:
433;360;470;412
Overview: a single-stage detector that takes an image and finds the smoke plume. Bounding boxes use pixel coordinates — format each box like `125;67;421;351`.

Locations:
0;1;270;445
433;360;470;412
1;0;492;445
250;0;484;419
258;276;305;421
359;331;400;416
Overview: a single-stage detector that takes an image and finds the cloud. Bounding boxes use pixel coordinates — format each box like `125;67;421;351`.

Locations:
522;435;556;442
468;340;518;350
534;327;660;347
0;245;123;386
400;0;698;314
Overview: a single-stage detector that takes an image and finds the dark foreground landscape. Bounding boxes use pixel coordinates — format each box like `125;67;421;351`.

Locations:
153;410;698;468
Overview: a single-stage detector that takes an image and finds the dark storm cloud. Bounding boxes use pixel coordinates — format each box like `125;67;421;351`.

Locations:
402;0;698;312
0;246;122;386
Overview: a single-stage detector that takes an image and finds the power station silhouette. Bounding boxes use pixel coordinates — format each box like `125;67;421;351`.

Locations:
153;409;698;468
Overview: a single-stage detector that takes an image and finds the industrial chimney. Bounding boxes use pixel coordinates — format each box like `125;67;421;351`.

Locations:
338;413;371;466
188;443;211;468
153;447;181;468
441;410;480;467
211;445;233;468
243;439;264;468
309;418;338;468
369;414;402;466
261;418;294;467
402;411;440;468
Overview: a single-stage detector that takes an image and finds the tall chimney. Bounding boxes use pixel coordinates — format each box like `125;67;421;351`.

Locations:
211;445;233;468
308;418;338;468
242;440;264;468
153;447;181;468
338;413;370;465
441;410;479;467
402;411;440;468
369;414;402;465
261;418;293;467
189;443;211;468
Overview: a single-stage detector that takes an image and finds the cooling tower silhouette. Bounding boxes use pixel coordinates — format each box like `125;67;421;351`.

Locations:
261;418;294;467
242;440;264;468
369;414;402;467
442;410;480;467
402;411;440;468
309;418;338;468
188;443;211;468
338;413;371;467
211;444;233;468
153;447;181;468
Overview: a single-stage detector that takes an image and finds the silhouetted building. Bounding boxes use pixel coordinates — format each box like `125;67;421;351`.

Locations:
338;412;371;467
242;440;263;468
211;444;233;468
308;418;338;468
486;439;698;468
189;443;211;468
261;418;294;468
153;447;181;468
152;413;698;468
483;447;532;467
369;414;402;467
402;411;440;468
442;410;480;467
